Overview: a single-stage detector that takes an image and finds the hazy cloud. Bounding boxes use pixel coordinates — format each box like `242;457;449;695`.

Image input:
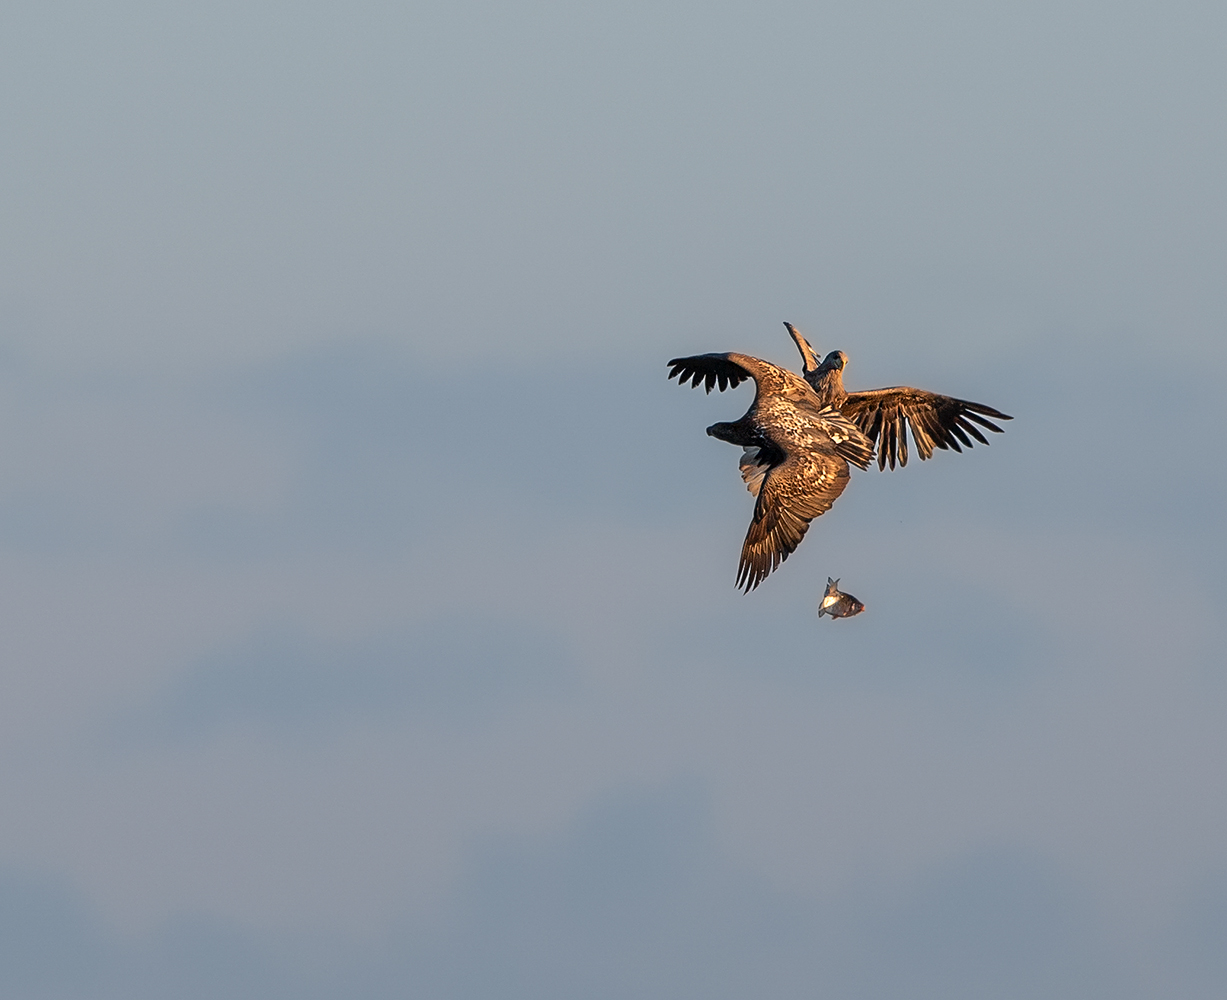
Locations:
10;785;1226;999
131;616;577;737
0;0;1224;996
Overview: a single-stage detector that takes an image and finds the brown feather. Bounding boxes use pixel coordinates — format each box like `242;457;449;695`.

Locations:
840;386;1011;470
668;352;873;591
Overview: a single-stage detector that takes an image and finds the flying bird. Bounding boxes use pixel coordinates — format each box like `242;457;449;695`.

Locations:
817;578;865;619
784;322;1012;470
667;352;873;591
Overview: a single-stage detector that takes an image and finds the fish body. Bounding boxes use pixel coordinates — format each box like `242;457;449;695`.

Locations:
818;577;865;619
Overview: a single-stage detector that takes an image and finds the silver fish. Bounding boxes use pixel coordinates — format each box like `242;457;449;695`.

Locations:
817;578;865;619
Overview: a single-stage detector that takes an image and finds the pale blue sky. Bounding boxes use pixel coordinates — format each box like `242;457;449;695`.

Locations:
1;1;1225;997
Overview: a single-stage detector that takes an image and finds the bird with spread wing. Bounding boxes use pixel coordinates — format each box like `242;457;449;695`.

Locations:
783;322;1012;471
666;351;873;591
668;325;1011;592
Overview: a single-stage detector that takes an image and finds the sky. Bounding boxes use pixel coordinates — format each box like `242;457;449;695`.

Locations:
1;0;1225;996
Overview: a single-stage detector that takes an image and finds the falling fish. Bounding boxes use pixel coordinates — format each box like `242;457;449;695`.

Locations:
818;578;865;619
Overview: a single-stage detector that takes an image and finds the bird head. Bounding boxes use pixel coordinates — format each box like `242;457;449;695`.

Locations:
820;350;848;372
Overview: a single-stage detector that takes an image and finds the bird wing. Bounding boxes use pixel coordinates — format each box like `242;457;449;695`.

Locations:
807;404;874;471
666;352;814;403
668;353;871;591
737;448;851;592
840;387;1012;471
738;446;772;497
784;322;821;373
667;353;873;465
666;354;755;394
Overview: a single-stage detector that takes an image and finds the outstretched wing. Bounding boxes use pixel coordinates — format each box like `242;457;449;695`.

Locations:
737;449;851;592
667;351;816;403
666;354;754;393
784;322;821;373
841;387;1012;471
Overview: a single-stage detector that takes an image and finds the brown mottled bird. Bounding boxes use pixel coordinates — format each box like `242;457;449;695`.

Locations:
817;578;865;619
784;323;1012;470
667;352;873;591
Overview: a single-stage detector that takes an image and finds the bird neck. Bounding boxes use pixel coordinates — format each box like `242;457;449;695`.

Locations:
806;369;846;407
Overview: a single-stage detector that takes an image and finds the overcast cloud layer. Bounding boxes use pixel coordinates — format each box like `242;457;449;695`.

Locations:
1;1;1226;997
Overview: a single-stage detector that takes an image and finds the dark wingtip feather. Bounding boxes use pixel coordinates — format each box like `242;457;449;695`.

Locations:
964;401;1013;420
958;419;989;446
665;355;746;392
963;411;1006;433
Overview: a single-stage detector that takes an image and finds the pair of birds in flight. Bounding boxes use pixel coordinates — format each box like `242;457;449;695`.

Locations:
668;323;1012;592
